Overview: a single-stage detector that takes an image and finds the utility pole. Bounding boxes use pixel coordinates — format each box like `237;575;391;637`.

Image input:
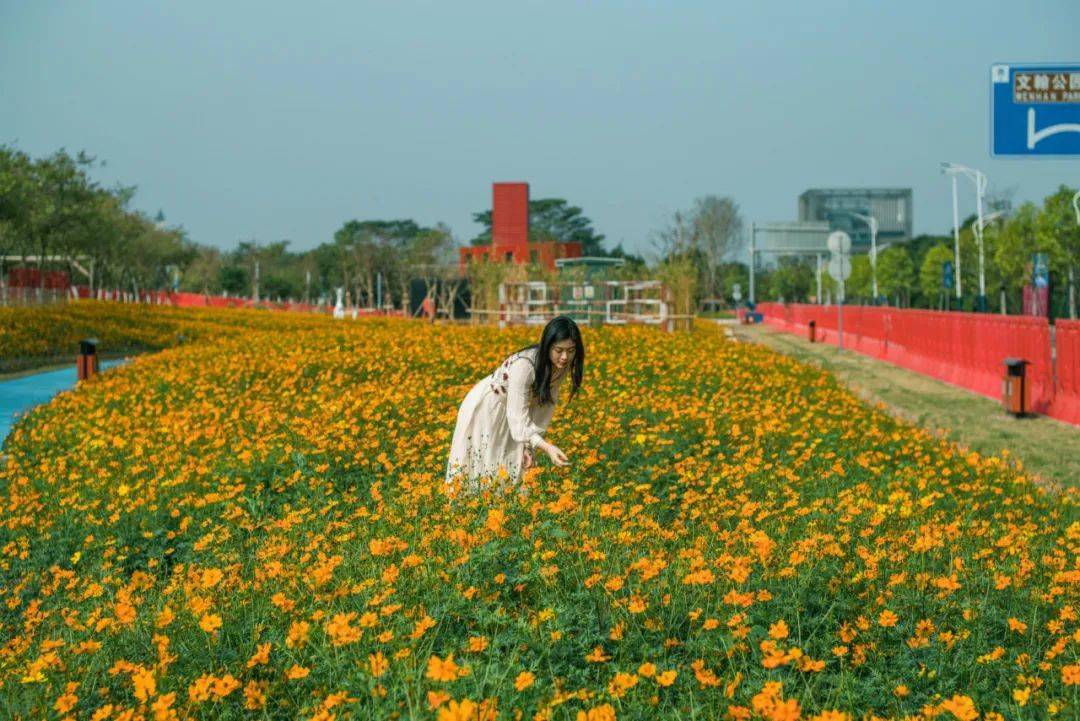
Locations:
950;174;962;302
748;223;756;304
850;213;879;302
942;162;988;310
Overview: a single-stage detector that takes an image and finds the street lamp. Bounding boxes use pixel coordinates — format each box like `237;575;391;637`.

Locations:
942;162;988;311
1073;189;1079;224
974;209;1006;312
850;212;879;302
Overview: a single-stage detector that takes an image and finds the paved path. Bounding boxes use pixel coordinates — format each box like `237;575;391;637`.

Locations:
729;321;1078;491
1;358;128;447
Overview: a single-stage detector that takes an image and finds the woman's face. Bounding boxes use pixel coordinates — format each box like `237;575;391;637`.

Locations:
550;338;577;371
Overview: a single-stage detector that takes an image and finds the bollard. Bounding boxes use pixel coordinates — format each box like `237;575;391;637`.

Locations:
808;320;816;343
1001;358;1030;417
77;338;99;381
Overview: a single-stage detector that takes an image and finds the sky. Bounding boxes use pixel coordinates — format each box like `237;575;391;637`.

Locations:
2;1;1078;260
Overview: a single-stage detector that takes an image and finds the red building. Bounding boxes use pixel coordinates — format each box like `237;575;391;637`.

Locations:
459;182;582;272
7;268;71;289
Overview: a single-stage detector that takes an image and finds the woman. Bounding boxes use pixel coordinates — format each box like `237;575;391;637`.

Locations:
444;315;584;494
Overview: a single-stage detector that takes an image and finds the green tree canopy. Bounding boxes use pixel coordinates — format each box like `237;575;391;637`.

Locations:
920;244;955;308
876;246;916;306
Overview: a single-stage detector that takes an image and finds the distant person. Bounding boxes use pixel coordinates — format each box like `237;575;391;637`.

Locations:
444;315;583;495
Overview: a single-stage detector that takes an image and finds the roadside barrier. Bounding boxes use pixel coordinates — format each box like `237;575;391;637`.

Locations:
755;303;1077;426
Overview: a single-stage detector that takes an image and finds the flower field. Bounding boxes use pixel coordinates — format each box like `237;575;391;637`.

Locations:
0;301;334;374
0;304;1076;720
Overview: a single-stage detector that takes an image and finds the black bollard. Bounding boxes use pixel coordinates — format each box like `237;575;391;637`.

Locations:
77;338;99;381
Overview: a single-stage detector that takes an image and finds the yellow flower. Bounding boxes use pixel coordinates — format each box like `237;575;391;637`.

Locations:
199;614;222;633
576;703;617;721
514;671;535;691
155;606;174;629
427;690;451;709
939;694;978;721
877;610;899;627
369;652;389;678
325;612;361;646
286;620;310;648
131;666;156;702
585;646;610;663
54;691;78;714
286;665;310;680
656;670;677;686
246;642;271;668
1008;618;1028;633
438;699;478;721
638;662;657;678
427;653;465;682
200;568;223;589
769;620;790;640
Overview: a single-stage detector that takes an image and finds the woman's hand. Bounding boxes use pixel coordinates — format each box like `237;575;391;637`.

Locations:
522;447;534;470
541;441;570;467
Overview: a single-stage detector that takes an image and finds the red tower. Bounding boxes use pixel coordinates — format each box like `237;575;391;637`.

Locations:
459;181;583;272
492;182;530;263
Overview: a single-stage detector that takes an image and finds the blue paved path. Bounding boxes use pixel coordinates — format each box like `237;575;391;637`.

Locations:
1;359;128;447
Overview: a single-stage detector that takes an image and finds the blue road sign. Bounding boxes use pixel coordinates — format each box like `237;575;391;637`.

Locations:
991;63;1080;157
943;261;954;290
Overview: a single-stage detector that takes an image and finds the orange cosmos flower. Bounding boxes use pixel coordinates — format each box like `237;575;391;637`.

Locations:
514;671;535;691
585;646;610;663
369;651;389;677
199;613;222;633
427;653;465;682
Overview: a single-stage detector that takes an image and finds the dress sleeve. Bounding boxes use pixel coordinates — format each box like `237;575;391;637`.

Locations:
505;357;546;449
529;380;559;443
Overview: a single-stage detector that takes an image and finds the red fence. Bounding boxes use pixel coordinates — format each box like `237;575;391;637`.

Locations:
7;268;70;289
66;287;408;318
1053;320;1080;425
754;303;1078;427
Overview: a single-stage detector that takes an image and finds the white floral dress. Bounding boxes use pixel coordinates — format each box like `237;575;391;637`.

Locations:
445;346;563;491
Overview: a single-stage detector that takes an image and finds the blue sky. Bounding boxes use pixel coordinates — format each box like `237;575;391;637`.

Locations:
2;1;1077;259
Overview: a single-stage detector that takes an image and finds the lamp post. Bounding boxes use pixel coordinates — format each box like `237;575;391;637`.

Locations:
974;209;1006;313
1072;190;1079;319
850;212;879;302
942;162;988;311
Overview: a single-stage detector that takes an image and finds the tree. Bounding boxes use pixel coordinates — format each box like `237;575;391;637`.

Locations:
876;246;915;307
767;258;815;303
1036;185;1080;318
687;195;743;301
920;245;955;310
719;262;749;304
994;201;1064;312
471;198;606;255
845;255;873;302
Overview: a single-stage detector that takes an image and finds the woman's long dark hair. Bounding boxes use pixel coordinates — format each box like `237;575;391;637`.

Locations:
511;315;584;406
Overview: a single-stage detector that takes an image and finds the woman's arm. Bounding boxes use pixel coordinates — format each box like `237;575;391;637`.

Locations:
505;357;546;449
529;381;558;439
